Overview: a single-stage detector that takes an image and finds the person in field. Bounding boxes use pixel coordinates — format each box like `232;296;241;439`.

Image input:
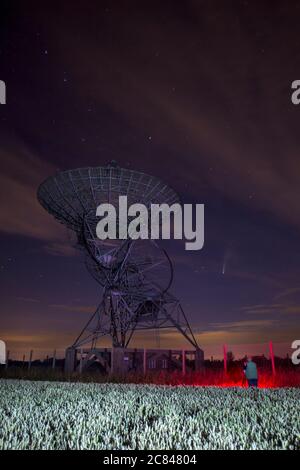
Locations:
244;357;258;387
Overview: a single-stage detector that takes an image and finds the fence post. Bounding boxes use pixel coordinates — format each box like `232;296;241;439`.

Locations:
5;350;9;369
143;348;147;375
52;350;56;369
223;344;227;374
269;341;276;376
182;349;186;376
28;350;33;370
79;349;83;374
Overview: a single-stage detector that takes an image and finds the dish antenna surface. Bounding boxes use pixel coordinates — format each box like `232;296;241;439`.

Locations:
38;163;200;359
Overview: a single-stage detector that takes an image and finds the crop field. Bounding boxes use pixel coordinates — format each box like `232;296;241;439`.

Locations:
0;379;299;450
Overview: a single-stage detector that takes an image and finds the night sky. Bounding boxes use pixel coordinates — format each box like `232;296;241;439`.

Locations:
1;0;300;359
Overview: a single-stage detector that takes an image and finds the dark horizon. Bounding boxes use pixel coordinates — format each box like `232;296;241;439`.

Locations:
0;0;300;360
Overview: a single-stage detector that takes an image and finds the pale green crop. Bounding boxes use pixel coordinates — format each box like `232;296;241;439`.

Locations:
0;380;299;450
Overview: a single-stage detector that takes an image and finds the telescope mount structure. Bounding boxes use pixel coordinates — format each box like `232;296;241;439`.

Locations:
38;164;203;373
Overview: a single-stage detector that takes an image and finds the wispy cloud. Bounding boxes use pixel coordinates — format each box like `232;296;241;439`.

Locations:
49;303;96;314
241;303;300;316
209;319;276;331
43;242;79;257
0;136;76;256
16;297;40;303
55;4;300;233
274;287;300;301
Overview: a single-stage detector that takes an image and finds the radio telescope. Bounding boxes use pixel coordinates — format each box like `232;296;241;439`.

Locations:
38;163;201;370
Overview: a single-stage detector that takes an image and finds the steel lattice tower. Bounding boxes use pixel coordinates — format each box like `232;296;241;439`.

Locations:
38;163;201;367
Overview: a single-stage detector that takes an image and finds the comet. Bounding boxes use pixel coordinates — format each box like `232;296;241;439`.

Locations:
222;249;232;275
222;260;226;275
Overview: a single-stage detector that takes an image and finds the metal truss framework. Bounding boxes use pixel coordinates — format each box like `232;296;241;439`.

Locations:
72;290;199;350
38;164;200;357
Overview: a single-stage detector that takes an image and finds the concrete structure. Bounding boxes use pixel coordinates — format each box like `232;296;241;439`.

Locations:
65;347;204;375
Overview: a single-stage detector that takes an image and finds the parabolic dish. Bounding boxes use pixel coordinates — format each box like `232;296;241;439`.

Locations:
37;165;180;234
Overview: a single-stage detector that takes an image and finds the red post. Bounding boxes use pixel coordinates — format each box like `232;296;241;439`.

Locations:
223;344;227;374
269;341;276;376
